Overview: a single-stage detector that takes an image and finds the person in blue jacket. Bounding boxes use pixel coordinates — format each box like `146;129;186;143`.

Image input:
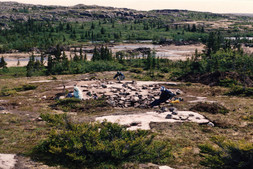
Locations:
150;86;176;107
113;71;125;81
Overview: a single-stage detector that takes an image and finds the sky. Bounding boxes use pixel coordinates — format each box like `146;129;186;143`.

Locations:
1;0;253;13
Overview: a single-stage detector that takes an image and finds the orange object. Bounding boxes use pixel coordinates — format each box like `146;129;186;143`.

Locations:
171;100;180;104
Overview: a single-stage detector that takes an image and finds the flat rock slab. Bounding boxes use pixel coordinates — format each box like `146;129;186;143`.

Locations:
96;111;209;130
159;166;174;169
188;96;217;103
0;154;16;169
30;80;53;83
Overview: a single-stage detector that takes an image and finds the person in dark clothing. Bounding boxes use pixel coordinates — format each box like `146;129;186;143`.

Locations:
150;86;176;107
114;71;125;81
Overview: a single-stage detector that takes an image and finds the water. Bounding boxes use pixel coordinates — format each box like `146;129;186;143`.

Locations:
225;37;253;40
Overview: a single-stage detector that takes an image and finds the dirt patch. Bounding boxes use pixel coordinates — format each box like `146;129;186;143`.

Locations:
190;102;229;115
178;71;253;87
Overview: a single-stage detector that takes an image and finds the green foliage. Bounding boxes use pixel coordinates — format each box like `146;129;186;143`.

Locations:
190;102;229;115
219;78;239;87
53;97;110;113
0;56;7;68
160;67;170;73
14;84;37;92
1;84;37;96
0;86;17;96
91;46;113;61
32;118;172;168
199;137;253;169
226;86;253;97
0;67;26;78
129;68;143;73
40;113;68;127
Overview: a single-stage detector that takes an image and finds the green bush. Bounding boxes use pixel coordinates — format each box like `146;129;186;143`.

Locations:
32;114;172;168
129;68;143;73
219;78;239;87
199;137;253;169
190;102;229;115
40;113;68;127
226;86;253;97
160;67;170;73
54;97;110;113
14;84;37;92
1;84;37;96
0;86;17;96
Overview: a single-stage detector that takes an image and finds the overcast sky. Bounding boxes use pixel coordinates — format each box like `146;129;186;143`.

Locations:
2;0;253;13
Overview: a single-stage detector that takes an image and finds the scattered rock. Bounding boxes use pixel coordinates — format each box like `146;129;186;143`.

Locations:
160;107;168;112
165;114;172;119
35;117;43;121
172;111;178;115
207;122;215;127
169;107;176;112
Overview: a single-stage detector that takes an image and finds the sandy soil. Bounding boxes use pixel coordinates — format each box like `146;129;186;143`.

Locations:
1;44;205;67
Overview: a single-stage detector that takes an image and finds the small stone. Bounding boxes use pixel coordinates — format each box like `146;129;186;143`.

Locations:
172;111;178;115
59;96;65;100
130;121;141;126
160;107;168;112
207;122;215;127
101;84;107;88
165;114;172;119
42;95;47;99
169;107;176;112
176;89;183;95
35;117;43;121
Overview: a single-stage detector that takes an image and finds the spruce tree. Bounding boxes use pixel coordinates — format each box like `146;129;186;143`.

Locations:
0;57;7;68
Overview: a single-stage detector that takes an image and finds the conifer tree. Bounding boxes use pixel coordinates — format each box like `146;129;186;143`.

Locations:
0;56;7;68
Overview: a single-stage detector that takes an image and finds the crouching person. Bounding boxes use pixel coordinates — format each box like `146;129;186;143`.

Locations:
150;86;176;107
67;85;83;100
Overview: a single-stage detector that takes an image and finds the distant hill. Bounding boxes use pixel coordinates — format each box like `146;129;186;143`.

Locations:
0;1;237;23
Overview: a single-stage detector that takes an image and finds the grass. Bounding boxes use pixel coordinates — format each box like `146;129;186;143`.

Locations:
0;113;50;154
52;97;111;114
0;72;252;168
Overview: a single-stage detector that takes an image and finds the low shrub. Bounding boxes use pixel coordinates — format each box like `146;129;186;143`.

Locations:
199;137;253;169
14;84;37;92
219;78;239;87
190;102;229;115
129;68;143;74
160;67;170;73
32;114;172;168
1;84;37;96
40;113;68;127
226;86;253;97
0;86;17;96
53;97;110;113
